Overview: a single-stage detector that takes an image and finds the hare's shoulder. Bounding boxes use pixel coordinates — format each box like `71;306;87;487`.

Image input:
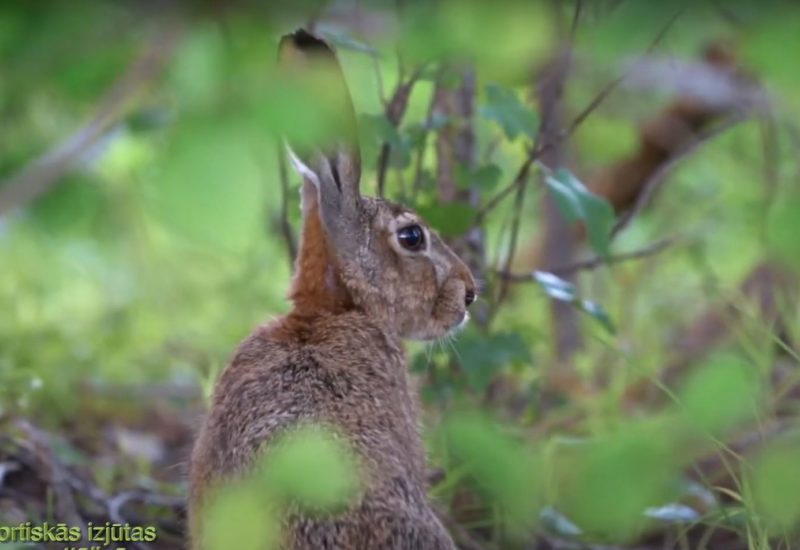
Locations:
211;313;402;426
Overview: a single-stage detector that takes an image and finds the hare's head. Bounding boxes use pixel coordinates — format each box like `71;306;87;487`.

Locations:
280;30;476;340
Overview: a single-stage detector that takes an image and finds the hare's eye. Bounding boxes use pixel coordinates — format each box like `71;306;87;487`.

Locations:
397;224;425;251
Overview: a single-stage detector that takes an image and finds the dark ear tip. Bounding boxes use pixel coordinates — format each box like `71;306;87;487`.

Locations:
281;28;333;55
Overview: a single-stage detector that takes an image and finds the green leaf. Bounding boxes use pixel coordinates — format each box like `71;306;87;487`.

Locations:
360;113;412;169
415;203;477;237
480;83;539;141
360;113;403;147
458;163;502;191
452;330;532;391
545;168;615;259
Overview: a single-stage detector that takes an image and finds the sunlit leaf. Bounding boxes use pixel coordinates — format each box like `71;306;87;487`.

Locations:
533;271;576;302
581;299;616;335
539;506;582;537
533;272;615;334
644;503;700;524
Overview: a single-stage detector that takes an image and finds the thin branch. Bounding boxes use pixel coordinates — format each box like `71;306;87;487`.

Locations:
492;0;582;310
497;236;678;280
0;20;182;215
758;107;780;242
376;66;424;197
554;7;684;148
412;68;443;198
569;0;583;40
611;114;746;237
473;147;537;224
494;161;532;304
372;55;388;108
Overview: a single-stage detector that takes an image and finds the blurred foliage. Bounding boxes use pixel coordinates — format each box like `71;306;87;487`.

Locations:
2;0;800;548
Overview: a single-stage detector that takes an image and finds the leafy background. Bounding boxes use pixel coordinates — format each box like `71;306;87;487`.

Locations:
1;0;800;549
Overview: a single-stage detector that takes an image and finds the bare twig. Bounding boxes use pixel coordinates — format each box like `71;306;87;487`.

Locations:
611;114;746;237
494;160;533;304
376;66;424;197
498;236;678;281
473;148;537;224
758;107;780;241
412;67;443;198
553;7;684;150
569;0;583;40
0;20;182;215
492;0;582;312
8;420;84;528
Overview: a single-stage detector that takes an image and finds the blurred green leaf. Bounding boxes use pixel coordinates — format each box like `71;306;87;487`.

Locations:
545;168;615;259
678;354;761;436
202;482;279;550
444;412;540;536
261;424;360;513
480;83;539;141
752;440;800;533
559;422;678;540
767;189;800;269
145;120;264;252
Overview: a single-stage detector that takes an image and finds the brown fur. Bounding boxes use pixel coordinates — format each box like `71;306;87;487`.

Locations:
188;29;476;549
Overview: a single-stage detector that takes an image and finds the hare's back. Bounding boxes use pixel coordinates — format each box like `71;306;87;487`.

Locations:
196;314;409;476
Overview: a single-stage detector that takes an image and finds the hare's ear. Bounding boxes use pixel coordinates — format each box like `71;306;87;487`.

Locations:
278;29;362;233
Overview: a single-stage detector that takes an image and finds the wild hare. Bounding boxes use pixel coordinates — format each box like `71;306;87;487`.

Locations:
188;29;477;550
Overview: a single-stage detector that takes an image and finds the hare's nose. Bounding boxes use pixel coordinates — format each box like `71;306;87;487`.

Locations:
464;289;476;307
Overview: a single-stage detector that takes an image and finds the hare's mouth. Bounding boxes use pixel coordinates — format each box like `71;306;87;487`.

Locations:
449;311;470;335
